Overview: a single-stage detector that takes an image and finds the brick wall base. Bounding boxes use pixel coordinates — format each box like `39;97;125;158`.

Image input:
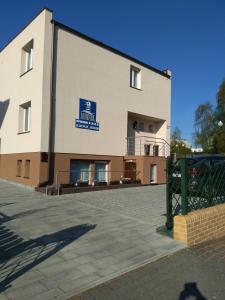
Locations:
173;203;225;246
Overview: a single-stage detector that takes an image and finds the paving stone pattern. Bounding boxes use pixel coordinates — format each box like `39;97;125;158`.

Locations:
0;181;184;300
72;236;225;300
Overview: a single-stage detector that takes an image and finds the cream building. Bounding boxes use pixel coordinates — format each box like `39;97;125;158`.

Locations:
0;8;171;188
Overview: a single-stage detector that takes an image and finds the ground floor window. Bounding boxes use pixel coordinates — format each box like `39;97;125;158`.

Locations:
94;161;108;182
16;160;22;177
24;160;30;178
70;160;90;183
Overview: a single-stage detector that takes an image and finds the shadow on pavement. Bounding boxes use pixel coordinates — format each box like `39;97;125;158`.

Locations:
179;282;207;300
0;211;96;293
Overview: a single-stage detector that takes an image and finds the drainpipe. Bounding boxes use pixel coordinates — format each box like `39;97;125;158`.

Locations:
47;20;56;185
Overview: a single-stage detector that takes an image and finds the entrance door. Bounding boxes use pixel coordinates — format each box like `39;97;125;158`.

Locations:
70;160;90;184
125;162;136;181
150;164;157;183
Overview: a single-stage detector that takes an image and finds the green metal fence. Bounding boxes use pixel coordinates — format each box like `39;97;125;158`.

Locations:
166;157;225;230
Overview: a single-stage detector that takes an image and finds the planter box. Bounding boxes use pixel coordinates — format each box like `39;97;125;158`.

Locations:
93;181;107;186
75;181;89;187
109;180;120;185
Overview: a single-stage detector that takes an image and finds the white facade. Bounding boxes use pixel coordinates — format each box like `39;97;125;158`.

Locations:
0;8;171;187
0;9;53;154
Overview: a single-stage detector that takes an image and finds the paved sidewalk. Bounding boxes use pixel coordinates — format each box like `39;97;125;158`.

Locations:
71;236;225;300
0;181;184;300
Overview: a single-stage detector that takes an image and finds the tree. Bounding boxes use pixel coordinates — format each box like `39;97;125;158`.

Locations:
194;102;215;152
214;79;225;153
171;126;181;141
170;126;192;155
217;79;225;112
193;79;225;154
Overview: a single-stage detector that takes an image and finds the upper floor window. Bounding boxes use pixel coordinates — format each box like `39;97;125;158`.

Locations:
18;101;31;133
130;66;141;89
148;124;154;133
138;122;144;131
21;40;33;75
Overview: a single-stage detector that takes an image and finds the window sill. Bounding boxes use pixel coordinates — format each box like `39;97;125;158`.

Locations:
130;86;142;91
18;131;30;135
20;68;33;77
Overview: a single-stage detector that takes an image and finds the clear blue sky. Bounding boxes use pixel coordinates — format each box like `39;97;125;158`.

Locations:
1;0;225;144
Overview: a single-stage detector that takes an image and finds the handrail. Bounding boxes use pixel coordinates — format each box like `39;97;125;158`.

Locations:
126;135;170;147
126;135;170;157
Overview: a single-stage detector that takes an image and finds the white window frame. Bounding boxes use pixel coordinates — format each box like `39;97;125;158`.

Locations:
19;101;31;133
130;66;141;89
25;48;33;72
21;40;33;74
23;105;31;132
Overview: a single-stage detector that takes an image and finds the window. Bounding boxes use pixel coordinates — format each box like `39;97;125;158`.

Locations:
70;160;90;184
94;161;108;182
19;101;31;133
148;124;154;133
153;145;159;156
130;66;141;89
138;122;144;131
21;40;33;74
24;160;30;178
16;160;22;177
144;144;151;156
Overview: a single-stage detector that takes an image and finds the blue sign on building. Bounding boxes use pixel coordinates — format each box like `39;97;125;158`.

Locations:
75;98;99;131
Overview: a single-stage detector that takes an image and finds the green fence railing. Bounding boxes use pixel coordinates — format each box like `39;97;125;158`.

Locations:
166;157;225;230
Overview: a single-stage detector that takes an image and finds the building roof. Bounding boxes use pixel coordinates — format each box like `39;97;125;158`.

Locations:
0;7;171;79
53;20;171;79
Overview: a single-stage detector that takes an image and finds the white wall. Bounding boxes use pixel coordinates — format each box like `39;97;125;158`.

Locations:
0;9;53;154
54;27;171;156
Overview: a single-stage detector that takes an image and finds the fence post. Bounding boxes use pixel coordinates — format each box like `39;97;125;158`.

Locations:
181;158;188;215
208;167;213;207
166;157;173;230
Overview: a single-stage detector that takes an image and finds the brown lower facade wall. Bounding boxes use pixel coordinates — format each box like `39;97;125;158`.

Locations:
173;203;225;246
54;153;124;185
0;152;48;187
0;152;166;187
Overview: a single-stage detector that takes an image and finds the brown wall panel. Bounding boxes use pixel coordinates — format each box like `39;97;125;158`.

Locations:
54;153;124;185
0;152;42;187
